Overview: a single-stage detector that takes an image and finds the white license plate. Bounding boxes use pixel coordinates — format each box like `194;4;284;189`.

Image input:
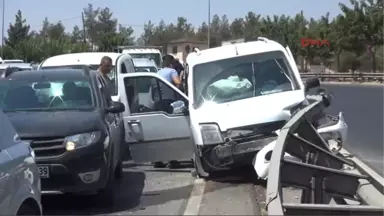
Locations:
38;166;49;178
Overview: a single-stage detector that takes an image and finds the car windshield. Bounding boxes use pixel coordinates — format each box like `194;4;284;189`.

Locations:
192;51;299;108
134;66;157;72
0;78;94;112
129;53;161;68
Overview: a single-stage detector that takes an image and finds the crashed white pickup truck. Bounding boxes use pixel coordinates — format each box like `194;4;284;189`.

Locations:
117;37;347;179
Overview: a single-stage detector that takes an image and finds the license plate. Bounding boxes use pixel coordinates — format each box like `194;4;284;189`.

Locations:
38;166;49;178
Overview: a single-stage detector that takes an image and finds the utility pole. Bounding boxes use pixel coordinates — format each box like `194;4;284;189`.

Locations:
81;12;87;51
1;0;5;58
207;0;211;48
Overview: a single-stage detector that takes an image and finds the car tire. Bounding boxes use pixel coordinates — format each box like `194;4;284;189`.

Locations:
17;203;40;216
115;160;124;179
93;152;116;206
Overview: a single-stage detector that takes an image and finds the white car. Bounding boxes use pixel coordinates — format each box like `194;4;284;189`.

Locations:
115;37;320;178
37;52;136;102
0;109;42;215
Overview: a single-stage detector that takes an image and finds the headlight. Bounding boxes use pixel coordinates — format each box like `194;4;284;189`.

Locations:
65;131;101;151
199;124;223;145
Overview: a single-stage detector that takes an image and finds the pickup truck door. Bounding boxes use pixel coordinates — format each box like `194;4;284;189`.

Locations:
118;72;194;162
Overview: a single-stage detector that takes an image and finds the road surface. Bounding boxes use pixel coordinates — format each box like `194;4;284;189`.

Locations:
42;83;383;215
322;83;383;176
42;162;266;215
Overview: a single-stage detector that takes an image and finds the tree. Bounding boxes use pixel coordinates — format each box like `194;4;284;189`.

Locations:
6;10;30;49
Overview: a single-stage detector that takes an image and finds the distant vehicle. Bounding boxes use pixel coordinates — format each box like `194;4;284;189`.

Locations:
0;63;32;77
1;59;24;64
132;58;158;72
38;52;136;102
114;46;163;68
0;68;126;205
0;109;42;215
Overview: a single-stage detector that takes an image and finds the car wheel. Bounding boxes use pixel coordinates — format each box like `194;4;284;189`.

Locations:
17;203;40;216
115;160;124;179
93;154;116;206
153;161;166;168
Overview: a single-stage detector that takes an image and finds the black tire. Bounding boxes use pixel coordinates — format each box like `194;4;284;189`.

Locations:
93;152;116;206
115;160;124;179
17;203;40;216
153;161;166;168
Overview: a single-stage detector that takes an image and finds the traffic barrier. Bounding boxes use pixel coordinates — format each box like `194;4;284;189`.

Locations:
300;72;384;83
266;97;384;215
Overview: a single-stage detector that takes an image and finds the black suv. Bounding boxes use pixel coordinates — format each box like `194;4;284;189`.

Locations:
0;68;125;203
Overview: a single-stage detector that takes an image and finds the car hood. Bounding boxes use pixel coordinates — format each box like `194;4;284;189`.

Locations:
190;90;304;131
5;111;102;138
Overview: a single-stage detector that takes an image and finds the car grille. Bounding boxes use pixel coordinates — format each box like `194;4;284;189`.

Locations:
23;137;66;158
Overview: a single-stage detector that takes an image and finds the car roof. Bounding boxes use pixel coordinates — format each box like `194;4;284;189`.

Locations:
4;68;96;80
132;58;157;67
186;38;287;66
40;52;130;68
0;63;32;69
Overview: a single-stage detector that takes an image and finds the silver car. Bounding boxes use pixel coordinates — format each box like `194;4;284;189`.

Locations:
0;110;42;215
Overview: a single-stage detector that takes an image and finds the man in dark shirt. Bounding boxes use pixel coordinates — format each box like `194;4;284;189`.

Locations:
97;56;114;95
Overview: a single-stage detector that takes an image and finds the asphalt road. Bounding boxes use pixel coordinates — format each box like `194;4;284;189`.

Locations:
42;162;267;215
321;83;383;176
41;83;383;215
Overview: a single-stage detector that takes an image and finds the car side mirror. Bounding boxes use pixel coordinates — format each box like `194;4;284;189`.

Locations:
106;101;125;113
304;77;320;92
170;100;187;115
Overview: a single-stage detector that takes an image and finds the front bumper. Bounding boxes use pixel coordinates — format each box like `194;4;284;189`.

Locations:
198;134;278;169
36;141;110;194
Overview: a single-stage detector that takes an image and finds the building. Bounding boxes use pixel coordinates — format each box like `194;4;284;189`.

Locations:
166;38;208;63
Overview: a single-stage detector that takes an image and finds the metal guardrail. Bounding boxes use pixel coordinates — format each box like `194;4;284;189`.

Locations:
300;72;384;83
266;97;384;215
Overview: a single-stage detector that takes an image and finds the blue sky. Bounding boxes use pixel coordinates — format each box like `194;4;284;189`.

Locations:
4;0;351;38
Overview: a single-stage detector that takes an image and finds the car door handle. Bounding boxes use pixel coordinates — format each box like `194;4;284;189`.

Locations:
128;119;140;124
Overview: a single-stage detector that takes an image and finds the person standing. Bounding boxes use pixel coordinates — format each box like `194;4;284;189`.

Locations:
97;56;115;95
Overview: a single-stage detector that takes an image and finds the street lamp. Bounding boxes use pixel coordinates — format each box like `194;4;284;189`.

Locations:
207;0;210;48
1;0;4;58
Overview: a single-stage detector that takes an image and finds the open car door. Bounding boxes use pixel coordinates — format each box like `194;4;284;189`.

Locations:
118;72;194;163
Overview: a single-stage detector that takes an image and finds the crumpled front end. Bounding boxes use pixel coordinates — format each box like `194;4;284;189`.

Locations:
197;121;286;171
253;112;348;179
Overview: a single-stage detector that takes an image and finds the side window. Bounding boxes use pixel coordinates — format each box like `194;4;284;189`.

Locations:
0;111;19;149
124;59;135;73
121;63;127;74
124;76;186;115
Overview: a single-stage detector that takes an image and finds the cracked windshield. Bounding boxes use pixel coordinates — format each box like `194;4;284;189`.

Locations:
0;0;382;215
193;51;299;108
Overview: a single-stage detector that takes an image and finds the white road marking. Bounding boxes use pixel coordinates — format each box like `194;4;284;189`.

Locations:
183;178;206;216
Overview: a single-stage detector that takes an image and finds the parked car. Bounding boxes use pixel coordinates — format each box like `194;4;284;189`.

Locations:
132;58;158;72
0;68;126;204
0;109;42;215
